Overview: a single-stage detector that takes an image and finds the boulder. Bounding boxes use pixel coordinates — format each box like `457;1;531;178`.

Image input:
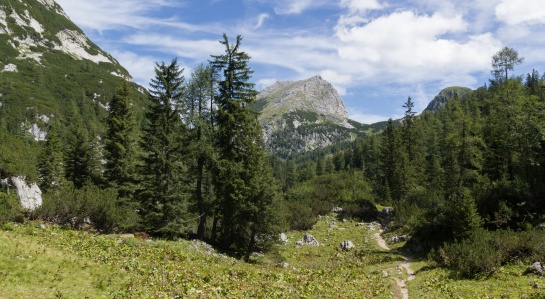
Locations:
296;233;319;246
279;233;289;245
528;262;544;275
332;207;343;213
340;240;355;250
11;176;42;211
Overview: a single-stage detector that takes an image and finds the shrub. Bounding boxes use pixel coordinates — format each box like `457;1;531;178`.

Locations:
431;229;545;277
0;191;25;223
35;184;139;232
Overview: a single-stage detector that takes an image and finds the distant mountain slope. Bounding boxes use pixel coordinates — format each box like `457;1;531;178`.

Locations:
425;87;473;111
251;76;368;157
0;0;148;142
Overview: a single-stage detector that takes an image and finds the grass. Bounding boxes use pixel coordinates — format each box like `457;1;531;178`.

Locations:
1;217;544;298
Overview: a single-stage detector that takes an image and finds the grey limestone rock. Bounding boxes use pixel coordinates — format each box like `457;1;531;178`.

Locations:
340;240;355;250
296;233;319;246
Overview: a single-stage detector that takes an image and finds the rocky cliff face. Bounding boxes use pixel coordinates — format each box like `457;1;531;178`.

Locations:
253;76;360;157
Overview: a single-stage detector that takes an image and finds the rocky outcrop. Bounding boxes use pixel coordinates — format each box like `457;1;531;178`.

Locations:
5;176;43;211
279;233;289;245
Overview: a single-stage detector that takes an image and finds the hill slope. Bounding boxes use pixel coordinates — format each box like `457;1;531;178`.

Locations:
424;86;473;111
0;0;148;179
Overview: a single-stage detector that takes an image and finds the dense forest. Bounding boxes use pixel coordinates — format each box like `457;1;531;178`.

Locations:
1;38;545;274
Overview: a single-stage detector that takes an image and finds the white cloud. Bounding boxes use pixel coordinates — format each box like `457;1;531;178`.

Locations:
55;0;197;32
266;0;329;15
334;10;500;84
347;107;397;124
496;0;545;26
109;50;158;86
254;13;270;30
339;0;385;14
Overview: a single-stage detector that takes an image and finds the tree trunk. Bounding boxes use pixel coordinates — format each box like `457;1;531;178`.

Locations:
196;155;206;239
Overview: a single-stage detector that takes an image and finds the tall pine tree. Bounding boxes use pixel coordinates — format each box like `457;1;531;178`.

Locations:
138;59;191;238
210;34;281;253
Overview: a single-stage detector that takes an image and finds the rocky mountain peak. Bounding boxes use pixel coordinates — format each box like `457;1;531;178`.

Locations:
257;75;349;123
252;76;360;156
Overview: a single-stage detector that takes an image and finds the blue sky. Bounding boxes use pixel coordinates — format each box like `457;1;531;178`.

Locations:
55;0;545;124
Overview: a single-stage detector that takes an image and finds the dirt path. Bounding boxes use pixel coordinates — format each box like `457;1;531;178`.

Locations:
374;230;415;299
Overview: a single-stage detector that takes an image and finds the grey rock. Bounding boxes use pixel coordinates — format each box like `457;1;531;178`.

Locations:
332;207;343;213
296;233;319;246
279;233;289;245
340;240;355;250
10;176;42;211
528;262;544;275
387;235;408;244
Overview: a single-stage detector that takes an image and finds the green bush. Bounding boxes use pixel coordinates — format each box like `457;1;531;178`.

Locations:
431;229;545;277
36;184;139;232
0;191;25;223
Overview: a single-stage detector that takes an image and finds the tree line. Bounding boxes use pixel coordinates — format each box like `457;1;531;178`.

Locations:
0;34;283;256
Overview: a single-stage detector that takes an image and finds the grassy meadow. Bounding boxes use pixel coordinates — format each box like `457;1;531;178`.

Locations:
0;216;543;298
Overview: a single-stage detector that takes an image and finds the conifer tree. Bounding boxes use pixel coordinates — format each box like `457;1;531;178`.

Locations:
38;122;65;193
64;107;92;189
138;59;191;238
104;81;140;200
210;34;281;253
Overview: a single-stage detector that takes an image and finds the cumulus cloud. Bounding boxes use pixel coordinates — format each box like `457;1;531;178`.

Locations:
496;0;545;25
334;10;500;84
347;107;398;124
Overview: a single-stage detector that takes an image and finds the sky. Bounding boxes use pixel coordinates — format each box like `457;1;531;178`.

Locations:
54;0;545;124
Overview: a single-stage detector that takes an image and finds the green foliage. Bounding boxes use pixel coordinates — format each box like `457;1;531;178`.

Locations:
0;192;24;223
138;59;191;239
432;229;545;277
36;184;137;231
210;34;282;254
104;81;140;200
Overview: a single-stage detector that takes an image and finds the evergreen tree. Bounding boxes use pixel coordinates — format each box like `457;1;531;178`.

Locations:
210;34;281;253
64;107;92;189
138;59;191;238
104;81;140;200
38;122;65;194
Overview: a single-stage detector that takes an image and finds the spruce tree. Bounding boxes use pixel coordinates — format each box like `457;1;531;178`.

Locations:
64;107;92;189
38;122;65;193
138;59;191;238
210;34;281;253
104;81;140;200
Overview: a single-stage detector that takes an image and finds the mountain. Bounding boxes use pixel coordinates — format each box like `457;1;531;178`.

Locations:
252;76;368;157
425;86;473;111
0;0;148;143
0;0;150;183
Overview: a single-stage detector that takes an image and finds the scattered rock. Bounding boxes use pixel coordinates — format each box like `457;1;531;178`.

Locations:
296;233;319;246
332;207;343;213
329;225;338;230
528;262;544;275
537;224;545;230
279;233;289;245
387;235;408;244
340;240;355;250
